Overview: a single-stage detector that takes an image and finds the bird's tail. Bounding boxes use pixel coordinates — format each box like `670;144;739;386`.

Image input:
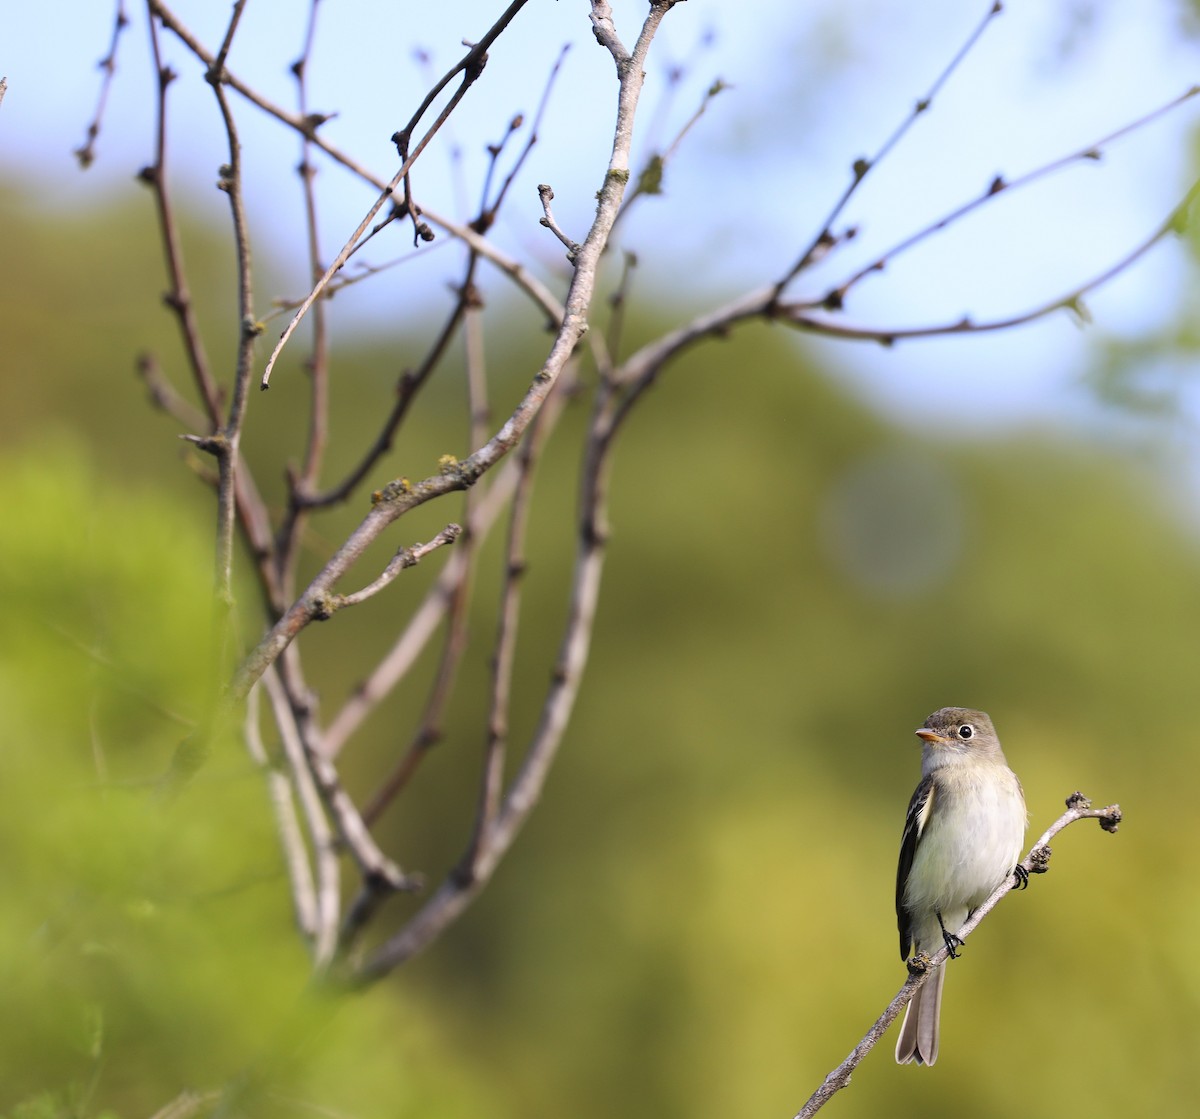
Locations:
895;962;945;1066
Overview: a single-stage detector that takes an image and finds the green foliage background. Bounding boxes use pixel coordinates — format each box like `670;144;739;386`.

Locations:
3;183;1199;1117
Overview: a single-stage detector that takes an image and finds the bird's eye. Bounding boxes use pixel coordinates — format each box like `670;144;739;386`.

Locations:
957;724;974;740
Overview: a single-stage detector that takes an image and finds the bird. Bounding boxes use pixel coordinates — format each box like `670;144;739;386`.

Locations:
894;707;1027;1066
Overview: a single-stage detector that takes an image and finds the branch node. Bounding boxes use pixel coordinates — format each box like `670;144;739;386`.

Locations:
309;591;337;621
1028;844;1052;874
822;288;845;312
905;951;933;977
372;478;412;505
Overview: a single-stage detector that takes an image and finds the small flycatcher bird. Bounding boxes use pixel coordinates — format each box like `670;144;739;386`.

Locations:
894;707;1027;1066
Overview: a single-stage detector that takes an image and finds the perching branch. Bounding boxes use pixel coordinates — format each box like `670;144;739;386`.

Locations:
793;793;1123;1119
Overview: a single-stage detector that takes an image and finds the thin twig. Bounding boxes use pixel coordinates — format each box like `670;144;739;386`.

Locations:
136;352;210;431
334;525;463;608
260;666;339;969
241;681;319;945
75;0;130;168
538;183;580;260
459;368;557;876
603;250;639;377
210;0;247;80
142;7;283;618
274;0;332;606
266;240;446;315
793;793;1122;1118
614;74;728;234
206;65;261;611
140;13;222;425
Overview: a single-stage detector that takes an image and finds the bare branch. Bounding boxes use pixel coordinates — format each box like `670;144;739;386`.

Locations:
210;0;247;80
616;75;729;233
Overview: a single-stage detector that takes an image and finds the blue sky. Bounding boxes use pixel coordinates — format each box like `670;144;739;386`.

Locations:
4;0;1200;430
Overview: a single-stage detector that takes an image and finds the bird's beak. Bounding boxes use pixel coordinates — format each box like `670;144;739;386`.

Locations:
915;728;948;745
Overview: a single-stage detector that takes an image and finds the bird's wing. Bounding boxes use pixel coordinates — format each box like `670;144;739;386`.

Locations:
896;773;935;960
